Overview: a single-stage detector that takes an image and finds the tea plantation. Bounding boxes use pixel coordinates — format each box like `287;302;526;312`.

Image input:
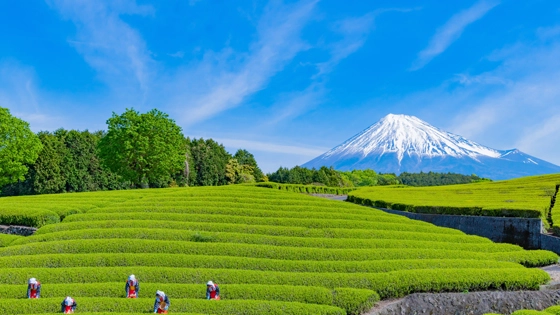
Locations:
348;174;560;221
0;185;557;314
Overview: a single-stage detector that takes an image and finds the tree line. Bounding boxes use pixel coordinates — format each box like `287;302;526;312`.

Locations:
0;107;264;196
267;167;487;187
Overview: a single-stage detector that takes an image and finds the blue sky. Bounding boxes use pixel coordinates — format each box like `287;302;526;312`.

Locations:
1;0;560;172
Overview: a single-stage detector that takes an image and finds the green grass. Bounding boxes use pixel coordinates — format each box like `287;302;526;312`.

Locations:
0;185;556;314
348;174;560;220
485;305;560;314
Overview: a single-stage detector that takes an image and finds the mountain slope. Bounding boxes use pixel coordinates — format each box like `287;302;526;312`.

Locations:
303;114;560;180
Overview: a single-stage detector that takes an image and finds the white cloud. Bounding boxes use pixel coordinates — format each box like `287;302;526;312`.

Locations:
174;0;318;125
48;0;155;96
410;0;500;71
393;28;560;165
314;13;375;77
0;62;66;131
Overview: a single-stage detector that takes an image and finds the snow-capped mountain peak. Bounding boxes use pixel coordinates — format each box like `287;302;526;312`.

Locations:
303;114;560;179
323;114;501;163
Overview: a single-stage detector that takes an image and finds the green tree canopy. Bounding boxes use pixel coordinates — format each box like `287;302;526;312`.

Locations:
234;149;264;182
98;108;187;187
0;107;42;187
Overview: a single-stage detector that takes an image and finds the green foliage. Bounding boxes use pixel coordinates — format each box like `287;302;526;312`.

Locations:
0;209;59;228
333;288;380;315
0;253;526;273
234;149;265;182
14;227;524;252
187;138;231;186
1;129;128;196
0;185;557;315
256;182;355;195
397;171;489;186
0;282;374;313
0;107;42;187
0;238;555;267
348;174;560;219
268;166;352;187
98;108;187;187
0;234;20;247
0;298;345;315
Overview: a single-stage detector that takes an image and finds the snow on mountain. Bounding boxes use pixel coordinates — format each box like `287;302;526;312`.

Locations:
303;114;560;180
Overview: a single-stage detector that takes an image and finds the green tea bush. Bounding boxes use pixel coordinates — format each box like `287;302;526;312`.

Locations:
347;195;542;218
0;283;378;314
0;253;525;273
0;209;59;227
12;228;524;253
37;220;488;243
0;266;548;298
0;239;536;263
255;182;355;195
61;212;465;235
0;234;20;247
0;297;345;315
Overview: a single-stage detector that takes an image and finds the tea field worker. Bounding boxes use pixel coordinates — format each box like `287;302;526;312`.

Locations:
153;290;170;314
206;281;220;300
27;278;41;299
125;274;140;298
61;296;77;314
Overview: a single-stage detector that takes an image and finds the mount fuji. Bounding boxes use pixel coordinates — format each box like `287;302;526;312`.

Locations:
302;114;560;180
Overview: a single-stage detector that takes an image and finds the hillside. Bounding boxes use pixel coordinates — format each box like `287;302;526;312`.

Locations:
0;185;556;314
348;174;560;221
303;114;560;180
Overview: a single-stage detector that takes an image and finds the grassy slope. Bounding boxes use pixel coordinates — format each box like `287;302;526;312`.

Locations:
348;174;560;218
0;185;556;314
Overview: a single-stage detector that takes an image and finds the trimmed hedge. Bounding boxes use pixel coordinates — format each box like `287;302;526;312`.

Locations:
60;212;466;235
36;220;490;243
0;267;548;298
255;182;355;195
0;283;377;314
0;234;20;247
1;239;551;265
86;203;410;224
12;228;524;253
347;195;543;218
0;297;346;315
0;209;59;227
0;253;526;273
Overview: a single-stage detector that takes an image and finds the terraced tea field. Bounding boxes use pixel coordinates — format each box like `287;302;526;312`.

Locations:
348;174;560;220
0;185;556;314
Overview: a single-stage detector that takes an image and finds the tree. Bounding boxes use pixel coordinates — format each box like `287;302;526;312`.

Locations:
188;138;231;186
98;108;187;187
233;149;264;182
0;107;42;187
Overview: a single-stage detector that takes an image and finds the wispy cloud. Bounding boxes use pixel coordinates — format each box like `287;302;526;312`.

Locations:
314;13;375;77
175;0;318;125
47;0;155;96
267;12;376;125
0;61;65;131
269;8;414;125
410;0;500;71
389;26;560;165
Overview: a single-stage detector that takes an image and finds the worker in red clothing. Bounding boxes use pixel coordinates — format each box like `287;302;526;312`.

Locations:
153;290;170;313
27;278;41;299
61;296;77;314
125;274;139;298
206;281;220;300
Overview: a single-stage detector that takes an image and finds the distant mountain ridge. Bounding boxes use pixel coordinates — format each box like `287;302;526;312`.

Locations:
303;114;560;180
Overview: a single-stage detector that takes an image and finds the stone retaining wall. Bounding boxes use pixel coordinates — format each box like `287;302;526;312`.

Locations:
0;225;37;236
367;290;560;315
378;208;543;249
